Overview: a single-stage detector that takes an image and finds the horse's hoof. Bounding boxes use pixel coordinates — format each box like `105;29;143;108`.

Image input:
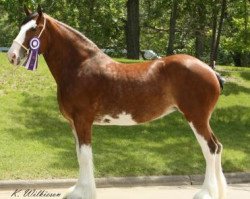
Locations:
62;185;96;199
62;186;81;199
193;190;212;199
193;188;219;199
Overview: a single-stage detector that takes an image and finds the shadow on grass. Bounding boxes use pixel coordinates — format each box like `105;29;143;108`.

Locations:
219;70;233;78
222;81;250;96
5;91;250;177
240;71;250;81
218;69;250;95
5;92;78;171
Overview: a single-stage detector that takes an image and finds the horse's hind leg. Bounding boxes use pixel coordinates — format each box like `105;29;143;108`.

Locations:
212;135;227;199
189;120;226;199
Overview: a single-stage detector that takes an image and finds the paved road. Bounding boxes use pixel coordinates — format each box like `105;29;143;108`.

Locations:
0;184;249;199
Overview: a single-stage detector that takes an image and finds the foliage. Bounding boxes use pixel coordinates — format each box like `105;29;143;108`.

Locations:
0;53;249;179
221;0;250;66
0;1;249;65
223;18;250;52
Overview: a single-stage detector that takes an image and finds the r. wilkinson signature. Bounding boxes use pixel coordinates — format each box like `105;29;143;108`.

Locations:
11;189;61;197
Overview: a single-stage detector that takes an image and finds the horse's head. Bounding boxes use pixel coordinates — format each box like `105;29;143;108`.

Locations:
8;5;47;65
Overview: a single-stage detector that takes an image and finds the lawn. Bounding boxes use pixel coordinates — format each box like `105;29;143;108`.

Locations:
0;52;249;180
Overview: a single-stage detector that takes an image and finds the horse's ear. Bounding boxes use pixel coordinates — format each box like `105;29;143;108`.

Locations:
37;4;43;16
24;5;31;16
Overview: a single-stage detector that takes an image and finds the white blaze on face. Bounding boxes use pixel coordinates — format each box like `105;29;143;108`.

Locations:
15;20;37;46
7;20;37;65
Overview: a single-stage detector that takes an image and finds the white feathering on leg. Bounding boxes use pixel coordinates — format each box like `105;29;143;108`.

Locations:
63;141;96;199
215;144;227;199
189;123;219;199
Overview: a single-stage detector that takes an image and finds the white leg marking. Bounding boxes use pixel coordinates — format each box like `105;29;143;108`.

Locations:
72;129;80;160
215;145;227;199
189;123;219;199
63;133;96;199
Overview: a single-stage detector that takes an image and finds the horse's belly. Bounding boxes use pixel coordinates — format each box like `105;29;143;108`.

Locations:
93;107;176;126
94;112;137;126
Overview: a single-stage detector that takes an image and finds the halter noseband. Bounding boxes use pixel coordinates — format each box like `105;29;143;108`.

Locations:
13;17;46;53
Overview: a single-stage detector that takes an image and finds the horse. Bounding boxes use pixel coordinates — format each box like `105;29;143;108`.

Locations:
7;6;227;199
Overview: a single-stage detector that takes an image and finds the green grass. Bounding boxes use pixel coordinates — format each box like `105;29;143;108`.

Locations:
0;53;249;180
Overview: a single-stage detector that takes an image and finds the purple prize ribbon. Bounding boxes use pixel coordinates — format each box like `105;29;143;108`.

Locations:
23;37;40;71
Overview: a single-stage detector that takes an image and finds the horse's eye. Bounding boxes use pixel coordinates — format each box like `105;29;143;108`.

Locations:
31;27;36;31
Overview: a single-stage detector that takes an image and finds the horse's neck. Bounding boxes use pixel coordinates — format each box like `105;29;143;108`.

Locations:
43;18;101;84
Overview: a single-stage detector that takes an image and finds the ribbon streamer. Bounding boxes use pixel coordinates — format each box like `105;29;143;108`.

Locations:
23;37;40;71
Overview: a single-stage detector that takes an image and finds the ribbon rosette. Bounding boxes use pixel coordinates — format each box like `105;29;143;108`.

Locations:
23;37;40;71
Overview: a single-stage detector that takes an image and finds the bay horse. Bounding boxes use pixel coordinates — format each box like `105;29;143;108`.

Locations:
7;6;227;199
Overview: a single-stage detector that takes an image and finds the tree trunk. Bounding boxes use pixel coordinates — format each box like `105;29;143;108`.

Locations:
195;30;204;59
214;0;227;61
195;3;205;59
87;0;95;31
166;0;178;55
209;1;218;68
244;0;248;42
210;0;227;68
232;52;242;67
126;0;140;59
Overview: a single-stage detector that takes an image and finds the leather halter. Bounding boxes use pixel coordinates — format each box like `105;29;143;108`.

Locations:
13;17;46;53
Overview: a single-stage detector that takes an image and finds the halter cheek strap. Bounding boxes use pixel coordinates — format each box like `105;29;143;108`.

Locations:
13;40;29;52
14;17;46;53
38;17;47;39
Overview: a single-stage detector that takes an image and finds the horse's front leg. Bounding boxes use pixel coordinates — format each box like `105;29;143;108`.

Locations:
63;116;96;199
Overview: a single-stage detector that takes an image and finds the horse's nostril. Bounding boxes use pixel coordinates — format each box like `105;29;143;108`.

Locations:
12;53;16;59
16;58;21;65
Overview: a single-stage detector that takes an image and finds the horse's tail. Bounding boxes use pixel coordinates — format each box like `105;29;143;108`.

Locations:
215;71;225;91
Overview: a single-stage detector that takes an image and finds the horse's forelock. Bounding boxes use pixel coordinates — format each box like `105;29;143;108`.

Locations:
21;12;38;26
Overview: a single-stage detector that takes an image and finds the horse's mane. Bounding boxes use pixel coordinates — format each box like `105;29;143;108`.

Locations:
46;15;99;50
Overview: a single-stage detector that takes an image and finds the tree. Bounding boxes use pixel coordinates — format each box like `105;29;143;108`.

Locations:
0;0;249;66
166;0;178;55
194;1;206;59
126;0;140;59
221;0;250;66
210;0;227;68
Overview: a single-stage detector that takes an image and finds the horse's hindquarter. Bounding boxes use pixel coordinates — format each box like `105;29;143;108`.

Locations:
163;55;221;122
